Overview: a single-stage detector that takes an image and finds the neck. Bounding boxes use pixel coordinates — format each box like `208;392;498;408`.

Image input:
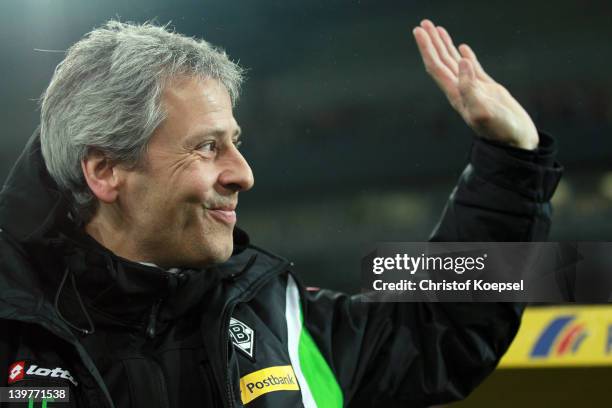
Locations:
84;207;149;265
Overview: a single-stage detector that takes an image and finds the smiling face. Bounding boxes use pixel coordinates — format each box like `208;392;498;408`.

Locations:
93;76;254;268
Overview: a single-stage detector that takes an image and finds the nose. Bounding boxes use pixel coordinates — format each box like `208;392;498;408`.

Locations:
217;145;255;193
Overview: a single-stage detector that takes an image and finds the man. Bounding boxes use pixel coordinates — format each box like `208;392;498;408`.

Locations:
0;19;561;407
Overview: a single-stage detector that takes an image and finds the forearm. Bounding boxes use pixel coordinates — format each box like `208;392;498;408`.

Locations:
430;132;562;242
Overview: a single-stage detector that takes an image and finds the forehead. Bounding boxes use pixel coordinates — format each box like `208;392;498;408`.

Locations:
153;75;239;145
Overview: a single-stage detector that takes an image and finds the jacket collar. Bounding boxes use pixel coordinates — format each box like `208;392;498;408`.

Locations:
0;128;70;245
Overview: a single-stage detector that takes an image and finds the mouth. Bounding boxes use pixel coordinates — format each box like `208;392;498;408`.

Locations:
206;205;237;225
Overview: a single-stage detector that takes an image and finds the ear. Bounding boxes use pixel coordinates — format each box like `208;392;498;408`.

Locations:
81;150;122;204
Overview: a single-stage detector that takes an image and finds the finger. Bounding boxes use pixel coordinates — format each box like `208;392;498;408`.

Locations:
437;26;462;62
457;59;479;119
458;44;494;82
458;58;477;100
458;58;492;124
413;26;458;96
420;19;458;75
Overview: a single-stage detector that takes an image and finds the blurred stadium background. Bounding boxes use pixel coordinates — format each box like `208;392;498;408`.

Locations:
1;0;611;406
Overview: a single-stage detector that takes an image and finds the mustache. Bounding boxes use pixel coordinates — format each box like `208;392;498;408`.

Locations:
204;200;237;211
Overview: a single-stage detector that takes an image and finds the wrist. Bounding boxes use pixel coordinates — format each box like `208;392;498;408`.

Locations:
502;127;539;151
513;134;539;151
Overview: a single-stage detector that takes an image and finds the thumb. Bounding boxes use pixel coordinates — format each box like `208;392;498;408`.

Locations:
458;58;476;98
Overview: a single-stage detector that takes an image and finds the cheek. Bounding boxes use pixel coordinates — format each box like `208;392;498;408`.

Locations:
121;161;218;224
121;172;159;215
121;169;181;224
178;164;218;203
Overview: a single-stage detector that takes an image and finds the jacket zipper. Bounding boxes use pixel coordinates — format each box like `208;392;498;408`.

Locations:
146;298;163;339
145;297;170;408
219;258;291;408
221;305;236;408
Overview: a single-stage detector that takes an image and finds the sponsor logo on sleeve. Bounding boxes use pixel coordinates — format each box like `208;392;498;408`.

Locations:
7;360;78;387
239;365;300;404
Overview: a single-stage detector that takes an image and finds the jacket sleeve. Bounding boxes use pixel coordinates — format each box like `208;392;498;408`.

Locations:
298;133;562;407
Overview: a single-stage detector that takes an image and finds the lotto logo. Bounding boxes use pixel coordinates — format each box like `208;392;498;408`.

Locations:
6;361;78;386
8;361;25;384
26;364;78;386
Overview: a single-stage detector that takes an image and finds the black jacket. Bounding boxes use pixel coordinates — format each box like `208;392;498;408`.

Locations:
0;131;562;407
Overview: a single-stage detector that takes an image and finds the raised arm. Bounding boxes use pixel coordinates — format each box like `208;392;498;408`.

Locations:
294;20;562;407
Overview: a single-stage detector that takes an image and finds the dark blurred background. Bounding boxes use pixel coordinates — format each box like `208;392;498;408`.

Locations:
1;0;611;293
3;1;612;406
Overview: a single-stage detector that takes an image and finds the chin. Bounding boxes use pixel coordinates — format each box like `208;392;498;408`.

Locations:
196;237;234;267
211;244;234;264
208;248;232;265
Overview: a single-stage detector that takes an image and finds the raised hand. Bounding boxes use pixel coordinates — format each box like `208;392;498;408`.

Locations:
413;19;539;150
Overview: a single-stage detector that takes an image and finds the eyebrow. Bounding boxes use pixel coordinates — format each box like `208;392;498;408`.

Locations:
186;126;242;145
204;127;242;138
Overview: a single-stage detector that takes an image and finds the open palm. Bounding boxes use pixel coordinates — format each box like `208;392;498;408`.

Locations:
413;19;539;150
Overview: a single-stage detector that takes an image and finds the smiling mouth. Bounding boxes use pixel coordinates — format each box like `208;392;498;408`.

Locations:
207;208;237;225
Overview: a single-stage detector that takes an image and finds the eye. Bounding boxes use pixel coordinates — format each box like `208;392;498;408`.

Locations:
196;141;217;156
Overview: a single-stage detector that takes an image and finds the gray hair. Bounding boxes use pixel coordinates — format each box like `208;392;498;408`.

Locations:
40;20;245;223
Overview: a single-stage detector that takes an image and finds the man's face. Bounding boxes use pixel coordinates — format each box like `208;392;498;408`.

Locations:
117;76;254;268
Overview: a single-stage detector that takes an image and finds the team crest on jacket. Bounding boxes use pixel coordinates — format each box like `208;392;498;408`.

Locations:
229;317;256;361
